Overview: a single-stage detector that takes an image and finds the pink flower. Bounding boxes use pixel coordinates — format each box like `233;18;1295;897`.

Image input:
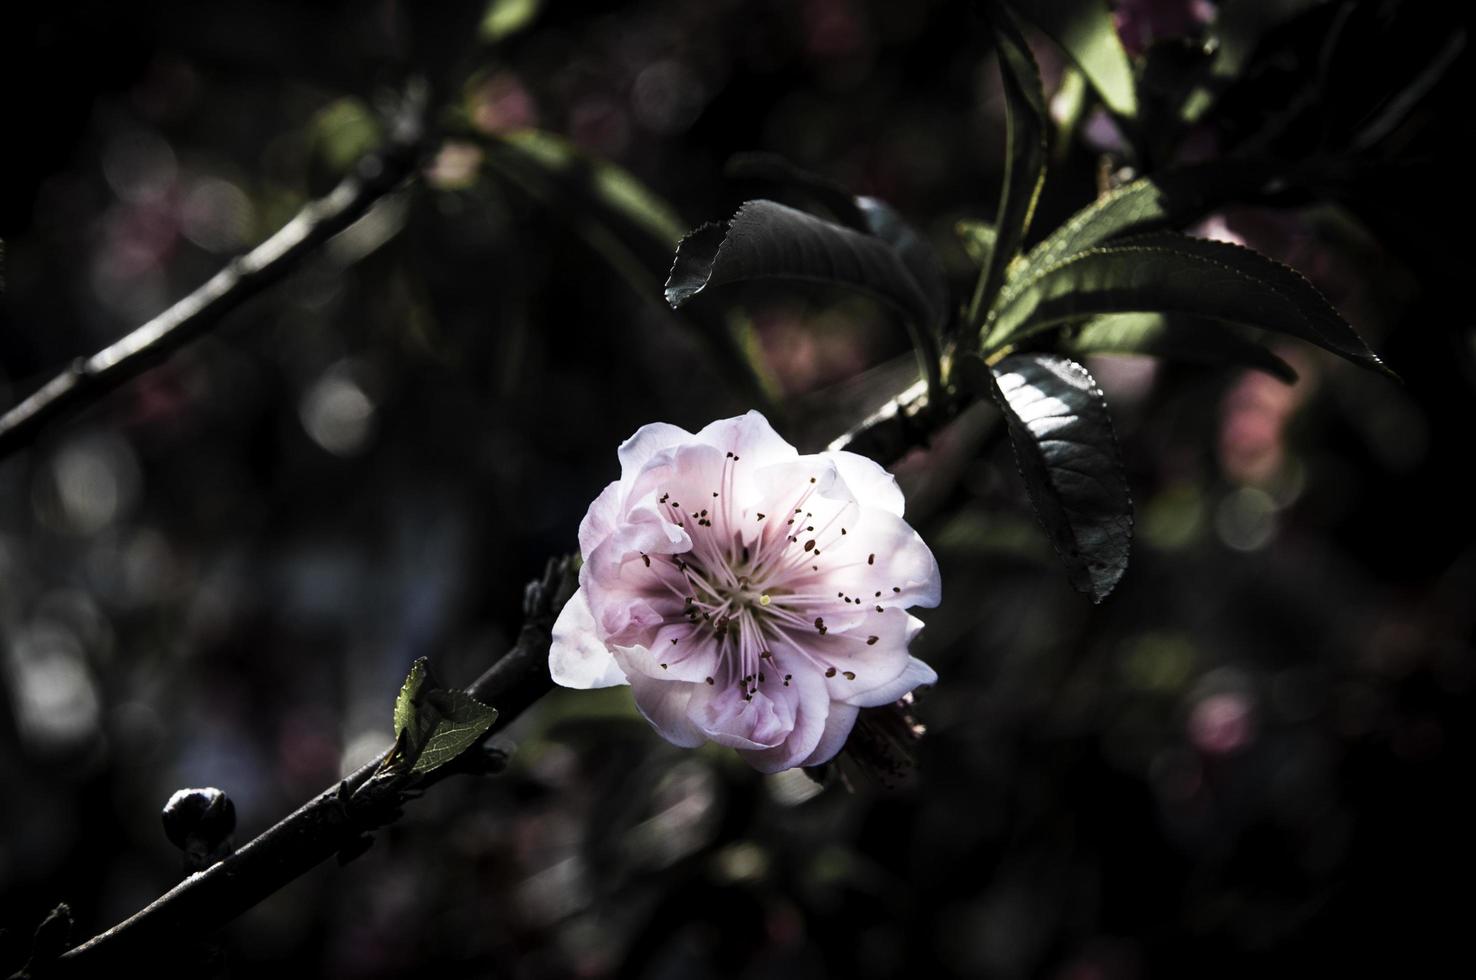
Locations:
550;411;941;772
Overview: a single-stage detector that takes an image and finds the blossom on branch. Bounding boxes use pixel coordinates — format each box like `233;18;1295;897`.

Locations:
550;411;941;772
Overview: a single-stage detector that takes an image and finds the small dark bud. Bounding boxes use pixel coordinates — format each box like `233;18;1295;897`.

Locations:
162;787;236;870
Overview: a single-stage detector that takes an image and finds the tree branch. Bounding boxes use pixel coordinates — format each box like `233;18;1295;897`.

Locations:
0;105;430;462
49;557;575;976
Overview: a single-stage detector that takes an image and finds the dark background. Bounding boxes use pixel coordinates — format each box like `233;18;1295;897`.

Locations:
1;1;1471;976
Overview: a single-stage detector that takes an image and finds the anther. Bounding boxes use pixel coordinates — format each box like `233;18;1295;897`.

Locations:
867;636;878;645
804;540;816;552
705;677;714;685
868;554;875;565
843;670;855;680
825;667;837;677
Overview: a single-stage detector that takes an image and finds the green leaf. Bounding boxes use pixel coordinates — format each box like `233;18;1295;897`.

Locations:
665;199;938;333
1007;0;1138;119
388;657;498;776
393;658;430;745
990;353;1132;602
984;232;1389;375
1055;312;1298;382
479;0;544;42
1020;160;1281;273
312;98;383;175
973;3;1049;322
956;220;998;267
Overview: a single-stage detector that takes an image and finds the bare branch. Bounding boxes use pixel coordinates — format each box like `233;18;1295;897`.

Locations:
52;557;575;976
0;111;429;461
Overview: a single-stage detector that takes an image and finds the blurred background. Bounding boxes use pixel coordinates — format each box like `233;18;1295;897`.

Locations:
1;0;1471;976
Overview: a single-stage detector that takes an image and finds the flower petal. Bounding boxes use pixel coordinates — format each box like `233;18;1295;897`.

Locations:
627;673;706;748
844;655;937;708
825;450;906;516
737;664;832;772
613;628;719;684
687;670;798;751
618;422;692;482
578;480;624;559
694;410;799;469
791;606;916;703
797;700;859;767
549;589;629;689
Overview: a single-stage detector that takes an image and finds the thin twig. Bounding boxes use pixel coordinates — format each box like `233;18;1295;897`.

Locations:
50;557;574;976
0;107;429;462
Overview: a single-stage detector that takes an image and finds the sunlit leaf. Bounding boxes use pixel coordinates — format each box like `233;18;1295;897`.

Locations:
1008;0;1138;119
985;232;1388;376
312;98;383;175
479;0;544;42
956;220;998;267
990;353;1132;602
389;657;498;776
1020;161;1280;272
1055;312;1298;382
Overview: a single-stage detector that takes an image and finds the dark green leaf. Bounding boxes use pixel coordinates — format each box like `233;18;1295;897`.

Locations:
665;199;936;330
990;353;1132;602
1055;312;1298;382
724;151;869;231
974;3;1049;319
984;232;1389;375
856;196;950;331
1007;0;1138;119
723;155;948;327
388;657;498;776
